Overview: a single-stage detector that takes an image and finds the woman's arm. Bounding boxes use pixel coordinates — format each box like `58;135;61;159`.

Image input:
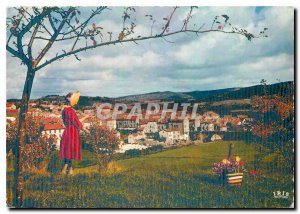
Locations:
79;115;90;123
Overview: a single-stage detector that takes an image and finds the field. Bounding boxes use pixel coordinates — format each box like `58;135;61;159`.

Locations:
6;141;294;208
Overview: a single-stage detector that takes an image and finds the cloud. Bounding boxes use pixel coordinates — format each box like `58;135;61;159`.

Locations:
6;6;294;99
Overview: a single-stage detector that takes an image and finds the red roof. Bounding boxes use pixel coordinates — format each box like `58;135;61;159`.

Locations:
137;127;145;131
44;123;64;130
163;128;180;132
43;117;62;124
6;103;15;107
6;109;19;114
116;114;138;121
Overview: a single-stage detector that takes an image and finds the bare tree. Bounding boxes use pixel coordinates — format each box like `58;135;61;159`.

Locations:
6;6;267;207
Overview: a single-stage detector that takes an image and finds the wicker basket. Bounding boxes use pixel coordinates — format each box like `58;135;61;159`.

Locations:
226;172;243;186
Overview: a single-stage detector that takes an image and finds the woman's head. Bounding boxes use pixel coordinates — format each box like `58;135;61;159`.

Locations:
65;91;80;106
65;92;73;105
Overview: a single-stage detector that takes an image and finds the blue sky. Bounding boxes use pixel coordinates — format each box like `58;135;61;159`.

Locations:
6;6;294;99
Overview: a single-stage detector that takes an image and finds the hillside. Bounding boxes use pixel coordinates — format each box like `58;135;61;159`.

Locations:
117;81;293;102
7;141;293;208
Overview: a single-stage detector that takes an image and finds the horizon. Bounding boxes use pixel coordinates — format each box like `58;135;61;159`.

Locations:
6;80;293;100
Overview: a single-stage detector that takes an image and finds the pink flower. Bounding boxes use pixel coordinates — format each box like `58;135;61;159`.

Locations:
250;169;257;176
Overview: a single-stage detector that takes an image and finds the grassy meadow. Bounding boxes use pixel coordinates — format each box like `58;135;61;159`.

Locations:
6;141;294;208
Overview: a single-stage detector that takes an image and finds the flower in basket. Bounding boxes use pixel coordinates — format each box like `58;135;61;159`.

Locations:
222;159;229;164
212;156;246;176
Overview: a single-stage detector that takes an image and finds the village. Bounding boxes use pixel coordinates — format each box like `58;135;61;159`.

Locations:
6;100;254;153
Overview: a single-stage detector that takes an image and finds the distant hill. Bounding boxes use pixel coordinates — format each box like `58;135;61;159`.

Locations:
115;81;294;102
114;91;193;102
7;81;294;105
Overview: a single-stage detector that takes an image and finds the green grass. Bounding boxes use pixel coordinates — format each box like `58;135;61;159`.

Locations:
7;141;294;208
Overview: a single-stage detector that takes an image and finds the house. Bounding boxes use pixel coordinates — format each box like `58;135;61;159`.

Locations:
159;128;180;145
80;116;94;129
106;119;117;130
207;123;215;131
29;103;37;108
220;125;228;132
203;111;220;120
116;115;139;130
157;120;168;131
96;104;112;119
6;103;16;110
6;117;16;122
116;143;148;153
6;109;19;117
159;127;189;145
27;108;42;116
84;109;95;116
231;118;242;126
128;132;146;144
114;130;121;139
168;117;190;135
211;134;222;141
42;122;64;150
143;121;159;133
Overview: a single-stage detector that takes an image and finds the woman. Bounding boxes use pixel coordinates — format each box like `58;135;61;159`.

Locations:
60;91;89;175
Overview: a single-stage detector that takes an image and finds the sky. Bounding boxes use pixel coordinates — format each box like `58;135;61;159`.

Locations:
6;6;294;99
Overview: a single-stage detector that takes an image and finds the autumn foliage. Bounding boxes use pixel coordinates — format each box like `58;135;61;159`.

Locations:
251;82;294;172
6;114;56;170
251;94;293;139
81;119;120;171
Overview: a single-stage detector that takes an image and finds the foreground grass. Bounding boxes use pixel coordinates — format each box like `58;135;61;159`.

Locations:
7;141;294;208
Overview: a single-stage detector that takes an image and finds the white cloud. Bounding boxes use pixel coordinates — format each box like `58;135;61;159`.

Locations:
6;6;294;99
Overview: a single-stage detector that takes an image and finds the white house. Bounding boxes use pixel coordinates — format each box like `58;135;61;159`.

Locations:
6;117;16;122
220;125;228;132
194;118;201;131
6;103;16;110
143;121;159;133
128;132;146;144
183;117;190;134
203;111;220;121
211;134;222;141
116;144;148;153
159;128;181;145
106;119;117;130
42;123;64;150
208;123;215;131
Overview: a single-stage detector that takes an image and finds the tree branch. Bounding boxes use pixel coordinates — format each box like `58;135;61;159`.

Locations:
161;6;178;35
32;7;75;69
47;14;57;33
35;28;258;71
14;8;55;66
6;45;22;59
60;7;107;36
28;22;41;60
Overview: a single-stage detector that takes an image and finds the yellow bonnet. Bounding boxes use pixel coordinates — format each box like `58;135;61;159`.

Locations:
70;91;80;106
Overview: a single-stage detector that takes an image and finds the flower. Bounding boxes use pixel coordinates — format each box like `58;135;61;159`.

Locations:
222;159;229;164
212;156;246;175
239;160;245;166
250;169;257;176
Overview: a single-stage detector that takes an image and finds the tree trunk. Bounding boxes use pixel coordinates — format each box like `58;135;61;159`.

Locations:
13;67;35;208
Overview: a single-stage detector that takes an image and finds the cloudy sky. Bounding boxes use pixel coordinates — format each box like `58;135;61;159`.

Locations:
6;6;294;99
